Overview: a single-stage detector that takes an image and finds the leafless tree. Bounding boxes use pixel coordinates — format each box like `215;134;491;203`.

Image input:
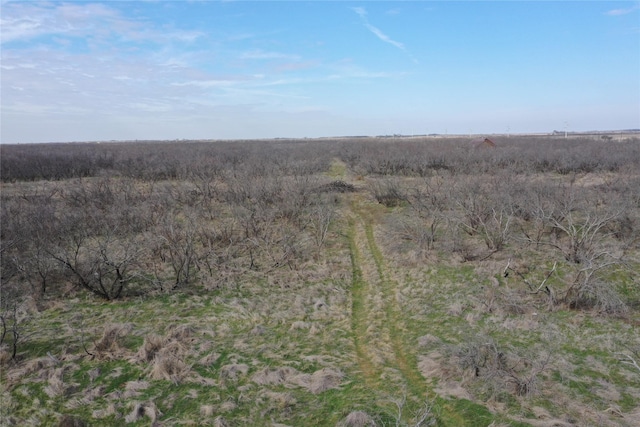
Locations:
157;212;199;288
48;216;145;300
455;336;551;397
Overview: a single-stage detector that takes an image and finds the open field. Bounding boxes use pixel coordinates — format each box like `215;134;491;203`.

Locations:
1;135;640;426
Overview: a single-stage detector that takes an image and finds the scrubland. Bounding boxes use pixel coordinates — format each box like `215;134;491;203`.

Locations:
1;135;639;426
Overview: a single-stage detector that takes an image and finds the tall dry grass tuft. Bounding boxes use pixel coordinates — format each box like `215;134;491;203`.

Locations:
135;334;164;363
198;352;220;367
219;363;249;382
251;366;299;386
93;323;133;360
135;325;204;383
338;411;377;427
166;324;195;343
213;416;229;427
5;356;57;385
306;368;344;394
149;348;190;384
200;404;215;417
251;366;344;394
44;367;67;399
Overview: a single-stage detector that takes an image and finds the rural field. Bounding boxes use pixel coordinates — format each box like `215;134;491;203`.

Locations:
1;135;639;426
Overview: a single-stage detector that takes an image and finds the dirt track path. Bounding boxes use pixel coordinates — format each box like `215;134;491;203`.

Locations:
333;159;429;421
348;198;427;396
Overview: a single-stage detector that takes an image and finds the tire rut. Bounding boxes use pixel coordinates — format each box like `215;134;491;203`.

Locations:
348;195;428;414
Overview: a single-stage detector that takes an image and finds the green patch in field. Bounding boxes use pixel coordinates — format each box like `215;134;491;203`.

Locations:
327;160;347;178
619;391;638;412
14;336;69;360
438;397;496;426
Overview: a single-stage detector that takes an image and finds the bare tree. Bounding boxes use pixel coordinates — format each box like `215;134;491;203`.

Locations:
49;218;145;300
157;212;199;288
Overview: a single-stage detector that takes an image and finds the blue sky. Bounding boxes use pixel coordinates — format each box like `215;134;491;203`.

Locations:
1;1;639;142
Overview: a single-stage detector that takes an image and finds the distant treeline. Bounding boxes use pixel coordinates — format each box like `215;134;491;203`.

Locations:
2;136;639;182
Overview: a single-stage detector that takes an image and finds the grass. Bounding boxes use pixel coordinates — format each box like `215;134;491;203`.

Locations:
2;161;639;427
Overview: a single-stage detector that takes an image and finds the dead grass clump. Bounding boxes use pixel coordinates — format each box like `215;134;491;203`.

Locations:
263;390;297;409
93;323;133;359
219;400;237;412
166;324;195;343
136;334;164;363
124;401;161;424
198;352;220;367
447;301;467;316
149;350;190;384
200;404;215;417
307;368;344;394
338;410;376;427
251;366;300;386
213;416;229;427
290;320;310;330
44;370;66;399
219;363;249;382
5;356;57;385
251;366;343;394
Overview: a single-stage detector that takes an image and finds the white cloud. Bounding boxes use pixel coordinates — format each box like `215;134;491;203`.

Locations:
239;49;300;60
171;79;239;88
363;22;405;50
0;2;203;45
605;4;640;16
351;6;412;57
352;7;367;18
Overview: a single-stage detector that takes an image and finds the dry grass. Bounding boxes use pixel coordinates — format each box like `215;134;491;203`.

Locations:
135;333;164;363
93;323;134;360
2;151;639;426
338;411;377;427
251;366;300;386
149;348;190;383
124;400;161;423
219;363;249;382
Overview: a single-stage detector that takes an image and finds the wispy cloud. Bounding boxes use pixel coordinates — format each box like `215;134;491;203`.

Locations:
352;6;405;51
0;2;204;45
239;49;300;61
605;4;640;16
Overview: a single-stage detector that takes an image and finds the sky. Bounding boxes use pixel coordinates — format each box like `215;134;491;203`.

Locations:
1;1;639;143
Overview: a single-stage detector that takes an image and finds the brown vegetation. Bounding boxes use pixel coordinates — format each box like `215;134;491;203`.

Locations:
1;135;639;426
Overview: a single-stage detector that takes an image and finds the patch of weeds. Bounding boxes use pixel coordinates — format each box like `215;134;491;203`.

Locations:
562;376;598;402
14;337;68;360
438;397;496;426
68;363;95;391
619;392;637;412
94;361;144;394
327;160;347;178
120;334;144;352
